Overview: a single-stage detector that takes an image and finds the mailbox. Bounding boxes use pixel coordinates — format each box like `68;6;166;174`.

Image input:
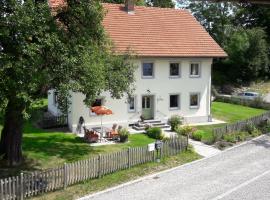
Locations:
155;140;163;150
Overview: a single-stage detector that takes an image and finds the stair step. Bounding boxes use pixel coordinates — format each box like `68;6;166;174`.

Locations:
144;119;162;124
132;124;170;131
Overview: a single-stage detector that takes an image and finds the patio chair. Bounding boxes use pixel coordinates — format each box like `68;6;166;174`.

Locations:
83;127;99;143
106;123;119;140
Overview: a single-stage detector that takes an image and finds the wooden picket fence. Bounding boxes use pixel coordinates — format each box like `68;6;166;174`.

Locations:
39;115;68;129
0;136;188;200
212;111;270;140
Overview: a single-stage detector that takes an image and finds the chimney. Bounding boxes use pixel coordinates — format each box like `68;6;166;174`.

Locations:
125;0;135;13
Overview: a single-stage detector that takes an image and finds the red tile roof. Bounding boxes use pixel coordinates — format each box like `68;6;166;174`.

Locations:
103;3;227;58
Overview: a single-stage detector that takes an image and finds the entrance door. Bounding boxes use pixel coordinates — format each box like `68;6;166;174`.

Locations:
142;96;153;120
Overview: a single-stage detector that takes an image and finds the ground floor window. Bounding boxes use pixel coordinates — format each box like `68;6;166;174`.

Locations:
92;99;103;107
53;91;58;105
128;96;136;112
190;93;200;108
170;94;180;110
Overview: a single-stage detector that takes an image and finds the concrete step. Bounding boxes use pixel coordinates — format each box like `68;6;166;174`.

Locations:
132;123;170;131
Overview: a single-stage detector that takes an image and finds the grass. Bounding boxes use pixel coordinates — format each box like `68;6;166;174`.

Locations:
211;102;266;123
30;147;201;200
195;102;267;144
0;100;155;178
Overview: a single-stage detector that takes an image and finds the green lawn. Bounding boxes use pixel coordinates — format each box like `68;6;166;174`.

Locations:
211;102;266;123
195;102;266;144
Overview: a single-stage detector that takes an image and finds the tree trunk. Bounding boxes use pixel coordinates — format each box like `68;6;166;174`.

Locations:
0;98;25;166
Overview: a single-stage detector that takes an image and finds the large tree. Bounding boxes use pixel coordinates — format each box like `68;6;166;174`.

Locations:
0;0;136;166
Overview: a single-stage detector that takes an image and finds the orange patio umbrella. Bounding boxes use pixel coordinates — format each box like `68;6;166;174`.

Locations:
90;106;113;136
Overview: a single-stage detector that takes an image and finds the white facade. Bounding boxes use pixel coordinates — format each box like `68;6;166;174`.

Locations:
48;57;213;132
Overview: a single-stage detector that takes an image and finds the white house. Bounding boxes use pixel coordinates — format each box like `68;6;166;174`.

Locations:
48;1;227;132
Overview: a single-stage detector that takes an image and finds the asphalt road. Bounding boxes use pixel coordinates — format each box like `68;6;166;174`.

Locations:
79;135;270;200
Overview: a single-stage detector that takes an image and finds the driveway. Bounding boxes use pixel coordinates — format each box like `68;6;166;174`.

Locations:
79;135;270;200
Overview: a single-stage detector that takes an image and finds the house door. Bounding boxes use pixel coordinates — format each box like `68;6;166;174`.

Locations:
142;96;154;120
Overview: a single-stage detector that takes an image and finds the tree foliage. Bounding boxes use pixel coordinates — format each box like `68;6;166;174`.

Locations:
102;0;175;8
178;0;270;86
0;0;136;165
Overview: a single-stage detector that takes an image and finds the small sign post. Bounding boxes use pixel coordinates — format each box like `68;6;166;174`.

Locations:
155;140;163;162
148;143;155;152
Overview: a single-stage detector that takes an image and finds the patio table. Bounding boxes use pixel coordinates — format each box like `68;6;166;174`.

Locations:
92;127;110;141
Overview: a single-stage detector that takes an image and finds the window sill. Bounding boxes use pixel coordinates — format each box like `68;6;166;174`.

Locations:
189;106;199;109
189;75;200;78
142;76;154;79
169;107;180;111
169;76;181;79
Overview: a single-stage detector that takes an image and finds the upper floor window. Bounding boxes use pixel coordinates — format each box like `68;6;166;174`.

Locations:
169;94;180;110
170;63;180;77
190;63;200;77
190;93;200;109
128;96;136;112
142;62;154;78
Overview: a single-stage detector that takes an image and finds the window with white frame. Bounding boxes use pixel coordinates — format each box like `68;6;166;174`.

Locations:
190;93;200;108
53;91;58;105
142;62;154;78
128;96;136;112
170;63;180;77
190;63;200;77
90;98;103;115
169;94;180;109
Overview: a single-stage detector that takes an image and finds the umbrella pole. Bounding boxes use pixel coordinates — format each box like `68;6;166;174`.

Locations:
101;115;103;141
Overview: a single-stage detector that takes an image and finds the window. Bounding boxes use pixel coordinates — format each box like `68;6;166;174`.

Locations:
128;96;136;112
170;63;180;77
170;94;180;109
142;62;154;78
90;98;103;115
92;99;102;107
190;93;200;108
53;91;58;105
190;63;200;77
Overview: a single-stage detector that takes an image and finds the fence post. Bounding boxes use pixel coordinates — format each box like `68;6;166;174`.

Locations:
186;136;188;150
64;163;67;189
98;154;102;178
127;148;131;169
20;173;24;200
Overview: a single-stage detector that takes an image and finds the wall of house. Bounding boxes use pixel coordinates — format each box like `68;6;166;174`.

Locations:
62;57;213;133
47;89;61;116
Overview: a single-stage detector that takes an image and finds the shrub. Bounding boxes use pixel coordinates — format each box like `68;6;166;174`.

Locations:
192;130;205;141
201;132;216;145
168;115;183;131
251;128;262;137
223;133;237;143
118;128;130;143
246;122;256;134
176;125;196;137
236;132;249;142
146;127;164;140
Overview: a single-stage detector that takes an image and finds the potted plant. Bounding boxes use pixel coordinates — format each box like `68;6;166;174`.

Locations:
119;128;130;143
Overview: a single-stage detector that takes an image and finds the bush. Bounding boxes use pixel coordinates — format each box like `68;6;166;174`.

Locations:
168;115;183;131
118;128;130;143
223;133;237;143
246;122;256;134
251;128;262;137
146;127;164;140
201;132;216;145
192;130;205;141
236;132;249;141
176;125;196;137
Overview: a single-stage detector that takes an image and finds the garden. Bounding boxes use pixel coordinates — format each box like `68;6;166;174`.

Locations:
166;101;269;150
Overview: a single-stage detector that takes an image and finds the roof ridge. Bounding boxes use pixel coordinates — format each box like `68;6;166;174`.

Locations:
101;3;187;12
